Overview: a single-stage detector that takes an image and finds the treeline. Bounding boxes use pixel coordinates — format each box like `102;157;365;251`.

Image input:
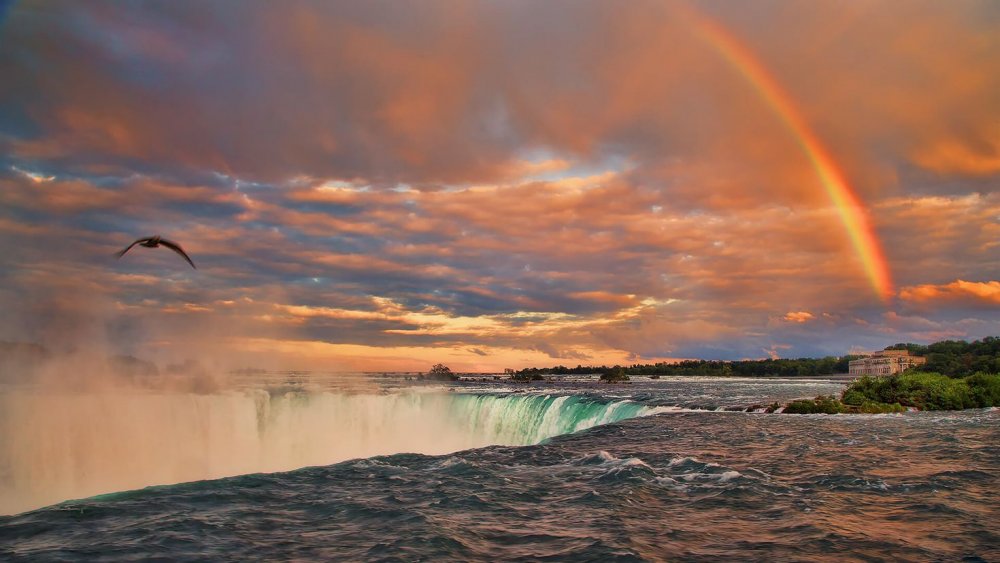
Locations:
517;356;856;378
887;337;1000;377
516;336;1000;378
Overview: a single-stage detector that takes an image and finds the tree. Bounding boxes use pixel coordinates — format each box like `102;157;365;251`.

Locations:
424;363;458;381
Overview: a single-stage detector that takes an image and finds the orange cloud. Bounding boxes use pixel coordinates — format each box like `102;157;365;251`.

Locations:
567;291;640;308
899;280;1000;307
783;311;816;323
763;344;793;360
913;136;1000;176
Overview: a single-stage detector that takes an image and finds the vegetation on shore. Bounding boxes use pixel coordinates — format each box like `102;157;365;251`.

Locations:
843;371;1000;410
782;395;906;414
783;371;1000;414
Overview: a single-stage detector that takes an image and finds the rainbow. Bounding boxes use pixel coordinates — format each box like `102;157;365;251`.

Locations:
680;5;893;301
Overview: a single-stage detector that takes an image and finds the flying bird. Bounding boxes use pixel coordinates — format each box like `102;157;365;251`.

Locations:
116;235;196;269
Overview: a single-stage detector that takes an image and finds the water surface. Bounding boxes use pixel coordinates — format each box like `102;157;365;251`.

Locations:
1;376;996;561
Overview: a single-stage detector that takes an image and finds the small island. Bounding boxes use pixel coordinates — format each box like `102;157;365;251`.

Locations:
421;363;459;382
599;367;630;384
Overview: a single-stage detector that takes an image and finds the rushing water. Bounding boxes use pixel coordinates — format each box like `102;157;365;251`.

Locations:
1;376;998;561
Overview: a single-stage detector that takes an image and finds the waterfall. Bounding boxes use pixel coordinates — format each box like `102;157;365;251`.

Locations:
0;388;651;515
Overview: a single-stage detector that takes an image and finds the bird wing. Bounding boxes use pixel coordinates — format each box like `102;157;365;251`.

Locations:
158;238;197;269
115;238;151;258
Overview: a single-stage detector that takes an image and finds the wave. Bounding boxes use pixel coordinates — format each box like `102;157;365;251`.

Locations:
0;389;651;515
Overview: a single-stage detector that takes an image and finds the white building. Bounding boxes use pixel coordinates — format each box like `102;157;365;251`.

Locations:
848;349;927;377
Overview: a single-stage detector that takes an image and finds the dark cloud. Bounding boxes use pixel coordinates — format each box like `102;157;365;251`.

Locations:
2;1;997;191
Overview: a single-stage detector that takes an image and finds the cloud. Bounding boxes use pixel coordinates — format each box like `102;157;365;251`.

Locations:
913;137;1000;176
0;1;996;196
762;344;792;360
0;1;998;370
783;311;816;323
899;280;1000;308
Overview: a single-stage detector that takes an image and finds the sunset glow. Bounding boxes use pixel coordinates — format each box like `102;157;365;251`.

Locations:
0;1;996;370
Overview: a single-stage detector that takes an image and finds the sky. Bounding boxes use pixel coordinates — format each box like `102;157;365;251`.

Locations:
0;0;997;372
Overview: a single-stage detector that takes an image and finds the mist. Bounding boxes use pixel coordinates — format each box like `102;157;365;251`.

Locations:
0;387;467;514
0;379;657;515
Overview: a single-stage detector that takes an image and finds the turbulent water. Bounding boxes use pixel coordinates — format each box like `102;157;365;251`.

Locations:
1;376;998;561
